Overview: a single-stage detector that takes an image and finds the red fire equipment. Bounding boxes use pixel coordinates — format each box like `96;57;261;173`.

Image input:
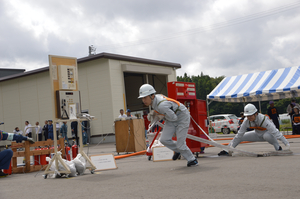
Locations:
167;81;209;156
72;141;78;160
3;161;12;175
143;114;150;132
40;147;48;165
65;145;71;161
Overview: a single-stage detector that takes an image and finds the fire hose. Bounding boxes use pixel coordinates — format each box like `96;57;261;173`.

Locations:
116;117;298;159
151;119;260;157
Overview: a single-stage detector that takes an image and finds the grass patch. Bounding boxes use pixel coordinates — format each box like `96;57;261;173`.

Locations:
280;123;292;131
281;119;291;124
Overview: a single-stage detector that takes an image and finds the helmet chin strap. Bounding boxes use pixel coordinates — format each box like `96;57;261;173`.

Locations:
150;94;154;106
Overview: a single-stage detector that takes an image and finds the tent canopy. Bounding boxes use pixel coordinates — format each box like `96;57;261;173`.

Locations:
207;66;300;103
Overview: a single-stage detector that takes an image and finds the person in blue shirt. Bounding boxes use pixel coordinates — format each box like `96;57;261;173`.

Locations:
126;109;137;119
82;121;88;146
47;120;54;140
126;109;133;117
60;122;71;147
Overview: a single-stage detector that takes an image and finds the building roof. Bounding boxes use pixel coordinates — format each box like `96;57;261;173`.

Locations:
0;52;181;82
78;52;181;68
0;68;25;78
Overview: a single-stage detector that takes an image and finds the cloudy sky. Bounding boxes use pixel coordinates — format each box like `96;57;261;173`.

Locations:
1;0;300;78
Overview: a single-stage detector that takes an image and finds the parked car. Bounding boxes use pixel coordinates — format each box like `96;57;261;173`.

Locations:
209;114;239;134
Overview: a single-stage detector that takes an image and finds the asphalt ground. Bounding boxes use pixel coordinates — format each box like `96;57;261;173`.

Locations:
1;134;300;199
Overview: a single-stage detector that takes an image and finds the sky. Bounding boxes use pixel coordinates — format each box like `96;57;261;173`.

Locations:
1;0;300;78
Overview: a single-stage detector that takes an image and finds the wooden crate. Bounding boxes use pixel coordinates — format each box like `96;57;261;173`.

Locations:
115;119;146;153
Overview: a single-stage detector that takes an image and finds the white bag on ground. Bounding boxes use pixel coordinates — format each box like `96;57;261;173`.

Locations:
46;152;77;177
64;159;77;177
46;157;65;177
73;154;86;175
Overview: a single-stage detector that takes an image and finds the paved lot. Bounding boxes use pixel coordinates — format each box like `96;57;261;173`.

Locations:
1;135;300;199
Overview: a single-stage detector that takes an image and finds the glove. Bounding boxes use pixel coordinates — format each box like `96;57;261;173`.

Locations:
154;114;164;122
147;110;165;122
147;110;156;122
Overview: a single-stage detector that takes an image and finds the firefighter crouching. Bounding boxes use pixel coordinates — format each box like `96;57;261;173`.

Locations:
218;104;290;156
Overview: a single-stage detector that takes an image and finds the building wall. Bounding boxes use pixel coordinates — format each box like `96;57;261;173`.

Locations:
0;57;178;145
78;58;114;138
167;67;177;82
109;59;126;119
79;59;177;143
0;72;53;145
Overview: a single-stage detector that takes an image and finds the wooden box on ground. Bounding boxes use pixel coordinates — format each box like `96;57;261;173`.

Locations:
115;119;146;153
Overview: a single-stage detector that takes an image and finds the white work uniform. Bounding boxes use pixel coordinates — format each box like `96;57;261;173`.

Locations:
152;94;195;162
118;114;127;118
35;125;42;134
24;124;32;136
13;130;23;135
230;113;288;150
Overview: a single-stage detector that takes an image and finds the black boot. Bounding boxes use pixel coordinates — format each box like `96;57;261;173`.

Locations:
172;152;181;160
0;170;8;178
187;159;198;167
218;150;229;156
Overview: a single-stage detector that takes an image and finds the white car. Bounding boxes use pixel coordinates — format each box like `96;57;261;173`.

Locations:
209;114;239;134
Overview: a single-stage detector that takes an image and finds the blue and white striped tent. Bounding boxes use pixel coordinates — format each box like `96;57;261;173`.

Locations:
207;66;300;103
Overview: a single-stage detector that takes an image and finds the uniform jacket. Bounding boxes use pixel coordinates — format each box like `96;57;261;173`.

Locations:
43;124;48;134
151;94;187;122
48;124;53;134
232;113;281;147
60;123;68;134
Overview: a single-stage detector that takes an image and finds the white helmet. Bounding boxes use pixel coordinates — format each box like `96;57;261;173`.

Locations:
138;84;156;98
244;103;258;116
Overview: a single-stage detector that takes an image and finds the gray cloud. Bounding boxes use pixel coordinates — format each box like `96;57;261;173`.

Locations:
0;0;299;78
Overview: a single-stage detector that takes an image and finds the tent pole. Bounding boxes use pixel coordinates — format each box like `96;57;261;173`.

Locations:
206;99;214;127
259;98;262;113
206;99;210;120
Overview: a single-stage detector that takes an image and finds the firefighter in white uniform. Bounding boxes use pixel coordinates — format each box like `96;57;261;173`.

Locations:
138;84;198;167
219;103;290;156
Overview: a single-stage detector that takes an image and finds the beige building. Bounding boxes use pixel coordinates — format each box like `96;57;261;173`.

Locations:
0;53;180;145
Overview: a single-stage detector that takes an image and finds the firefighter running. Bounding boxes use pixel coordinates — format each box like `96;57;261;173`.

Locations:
138;84;198;167
218;104;290;156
